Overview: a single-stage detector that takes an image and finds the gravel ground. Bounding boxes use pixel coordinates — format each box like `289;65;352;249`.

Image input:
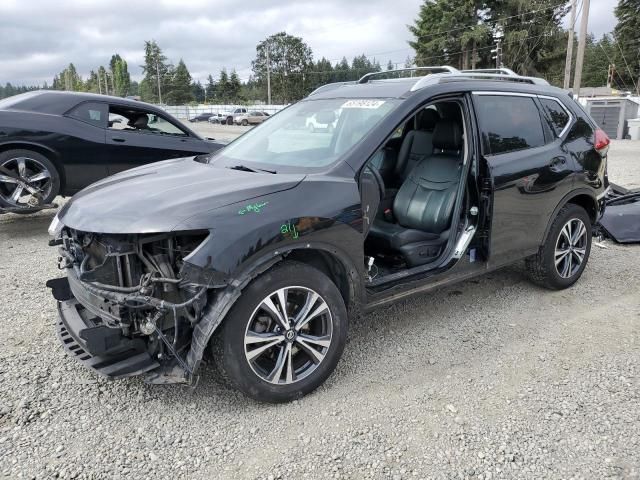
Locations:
0;141;638;479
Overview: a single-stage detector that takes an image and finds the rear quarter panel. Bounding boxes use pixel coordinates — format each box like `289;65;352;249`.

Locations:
0;110;107;194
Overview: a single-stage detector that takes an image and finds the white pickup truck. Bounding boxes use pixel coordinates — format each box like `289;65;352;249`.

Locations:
221;107;248;126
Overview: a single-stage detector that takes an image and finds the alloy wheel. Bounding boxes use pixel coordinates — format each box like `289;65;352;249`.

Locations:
554;218;587;278
244;286;333;385
0;156;53;207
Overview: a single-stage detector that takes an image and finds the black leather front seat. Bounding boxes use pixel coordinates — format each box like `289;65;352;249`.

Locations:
368;119;463;267
392;109;440;184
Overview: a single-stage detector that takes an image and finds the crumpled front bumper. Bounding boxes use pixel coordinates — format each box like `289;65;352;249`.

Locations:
47;277;159;379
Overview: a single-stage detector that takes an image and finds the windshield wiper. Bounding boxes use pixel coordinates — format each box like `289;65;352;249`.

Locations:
227;164;277;174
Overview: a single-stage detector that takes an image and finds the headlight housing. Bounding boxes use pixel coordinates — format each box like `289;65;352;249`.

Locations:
48;213;63;237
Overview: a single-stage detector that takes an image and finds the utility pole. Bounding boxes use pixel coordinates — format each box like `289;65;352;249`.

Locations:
98;72;102;94
156;59;163;104
563;0;577;89
492;36;503;69
266;43;272;105
607;64;614;88
573;0;590;97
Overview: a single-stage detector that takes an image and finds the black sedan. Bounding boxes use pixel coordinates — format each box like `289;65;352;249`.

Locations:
0;91;223;211
188;113;215;122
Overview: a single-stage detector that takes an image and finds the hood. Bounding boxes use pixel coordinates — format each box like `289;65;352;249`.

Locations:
58;157;304;233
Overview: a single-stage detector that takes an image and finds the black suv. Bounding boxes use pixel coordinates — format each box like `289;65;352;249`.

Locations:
48;67;610;402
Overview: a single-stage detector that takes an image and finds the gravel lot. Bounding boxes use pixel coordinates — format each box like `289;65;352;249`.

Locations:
0;140;638;479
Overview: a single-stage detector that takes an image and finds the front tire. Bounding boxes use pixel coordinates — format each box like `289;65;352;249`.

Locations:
0;149;60;212
526;204;592;290
212;262;348;403
241;119;248;126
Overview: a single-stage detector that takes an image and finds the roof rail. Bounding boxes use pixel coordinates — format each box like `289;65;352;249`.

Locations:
460;67;519;76
308;81;355;96
358;66;459;84
410;72;549;91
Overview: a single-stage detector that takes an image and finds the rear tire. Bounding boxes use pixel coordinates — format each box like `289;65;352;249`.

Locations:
241;119;248;126
0;149;60;213
211;261;348;403
226;117;233;125
526;204;592;290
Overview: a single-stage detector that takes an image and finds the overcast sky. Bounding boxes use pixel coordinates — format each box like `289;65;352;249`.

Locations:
0;0;618;86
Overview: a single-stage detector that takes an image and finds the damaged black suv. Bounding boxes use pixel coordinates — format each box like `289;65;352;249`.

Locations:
48;67;610;402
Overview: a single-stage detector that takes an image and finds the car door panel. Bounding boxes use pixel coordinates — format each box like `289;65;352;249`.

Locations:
105;109;213;175
473;93;575;262
105;130;208;174
484;144;574;260
60;102;109;192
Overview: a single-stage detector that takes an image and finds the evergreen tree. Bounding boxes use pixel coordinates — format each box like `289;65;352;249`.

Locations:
97;66;109;94
140;40;172;103
409;0;490;69
409;0;566;78
0;83;40;100
309;57;334;91
165;59;194;104
191;81;205;103
205;74;216;102
110;54;131;96
228;70;242;102
334;57;351;82
387;60;395;70
581;34;616;88
57;63;83;91
217;69;230;103
491;0;567;77
84;70;100;93
613;0;640;93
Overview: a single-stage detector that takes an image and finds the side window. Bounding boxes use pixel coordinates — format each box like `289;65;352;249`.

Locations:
539;98;571;137
68;102;107;127
108;106;188;137
475;95;545;155
147;114;188;136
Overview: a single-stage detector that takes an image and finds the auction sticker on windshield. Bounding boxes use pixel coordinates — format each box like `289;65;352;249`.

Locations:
341;99;386;109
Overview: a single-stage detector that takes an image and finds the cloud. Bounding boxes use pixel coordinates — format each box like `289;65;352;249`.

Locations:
0;0;619;86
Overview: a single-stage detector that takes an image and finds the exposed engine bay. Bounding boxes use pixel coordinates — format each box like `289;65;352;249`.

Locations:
48;228;216;383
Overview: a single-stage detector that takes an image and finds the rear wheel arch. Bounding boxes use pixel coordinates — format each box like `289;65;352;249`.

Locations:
541;190;598;245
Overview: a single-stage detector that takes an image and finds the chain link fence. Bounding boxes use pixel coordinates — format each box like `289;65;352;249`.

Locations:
160;104;288;119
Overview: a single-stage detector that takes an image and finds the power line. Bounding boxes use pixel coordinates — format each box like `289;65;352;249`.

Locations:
233;1;570;80
597;41;630;91
610;32;639;94
408;0;568;45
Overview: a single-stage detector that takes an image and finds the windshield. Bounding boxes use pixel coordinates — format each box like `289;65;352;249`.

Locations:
209;98;399;172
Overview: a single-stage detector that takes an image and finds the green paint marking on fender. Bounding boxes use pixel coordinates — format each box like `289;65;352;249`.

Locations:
280;221;299;239
238;201;269;215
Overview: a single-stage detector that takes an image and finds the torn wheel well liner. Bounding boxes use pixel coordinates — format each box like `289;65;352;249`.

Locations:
184;243;363;374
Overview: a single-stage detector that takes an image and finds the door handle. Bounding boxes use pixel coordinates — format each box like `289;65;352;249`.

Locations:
112;137;126;143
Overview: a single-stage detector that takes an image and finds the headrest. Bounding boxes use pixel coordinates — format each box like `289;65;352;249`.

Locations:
433;120;462;151
417;109;440;131
132;114;148;129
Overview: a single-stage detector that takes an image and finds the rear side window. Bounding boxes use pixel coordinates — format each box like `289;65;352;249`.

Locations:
539;98;571;137
68;102;107;127
474;95;545;155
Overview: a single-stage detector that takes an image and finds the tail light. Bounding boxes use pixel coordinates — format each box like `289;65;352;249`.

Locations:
594;129;610;156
